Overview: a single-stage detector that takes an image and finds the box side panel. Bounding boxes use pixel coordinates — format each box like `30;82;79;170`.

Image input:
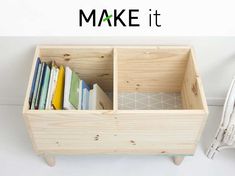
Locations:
181;49;208;111
23;47;40;112
26;111;204;155
22;47;41;152
180;49;208;144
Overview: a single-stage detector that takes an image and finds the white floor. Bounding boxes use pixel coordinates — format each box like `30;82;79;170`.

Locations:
0;105;235;176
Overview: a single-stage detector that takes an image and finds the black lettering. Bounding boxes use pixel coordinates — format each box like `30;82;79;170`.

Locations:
114;9;126;26
98;10;112;26
129;9;140;27
79;9;96;26
153;10;161;27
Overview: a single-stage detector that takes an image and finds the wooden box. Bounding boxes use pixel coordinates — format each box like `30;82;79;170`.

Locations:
22;46;208;166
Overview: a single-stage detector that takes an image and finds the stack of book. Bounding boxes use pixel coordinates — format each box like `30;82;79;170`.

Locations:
28;58;112;110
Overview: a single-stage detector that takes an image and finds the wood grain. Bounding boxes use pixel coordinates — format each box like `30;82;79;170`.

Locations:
40;47;113;92
117;47;190;92
181;50;208;110
23;110;205;155
22;46;208;162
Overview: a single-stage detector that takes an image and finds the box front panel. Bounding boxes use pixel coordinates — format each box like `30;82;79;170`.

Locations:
25;111;205;155
26;111;117;154
114;111;205;155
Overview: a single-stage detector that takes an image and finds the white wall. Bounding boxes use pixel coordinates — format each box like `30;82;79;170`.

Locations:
0;37;234;105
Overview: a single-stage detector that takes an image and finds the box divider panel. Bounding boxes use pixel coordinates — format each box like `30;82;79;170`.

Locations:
113;48;118;111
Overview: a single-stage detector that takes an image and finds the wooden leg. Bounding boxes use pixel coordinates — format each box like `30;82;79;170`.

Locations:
173;156;184;165
43;154;56;167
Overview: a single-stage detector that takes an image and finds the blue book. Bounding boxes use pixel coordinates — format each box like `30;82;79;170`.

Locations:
35;63;46;109
39;65;51;110
29;58;41;108
31;63;42;110
79;80;90;110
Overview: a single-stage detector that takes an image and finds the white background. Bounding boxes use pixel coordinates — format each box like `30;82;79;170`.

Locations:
0;0;235;35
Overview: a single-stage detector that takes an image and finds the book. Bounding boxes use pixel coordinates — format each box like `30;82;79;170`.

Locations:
51;68;59;107
38;64;51;109
85;88;90;109
69;70;80;109
79;80;90;110
90;84;112;110
31;63;42;110
29;57;41;109
46;63;59;110
45;64;55;109
35;62;46;109
63;67;75;110
82;88;89;110
52;65;65;110
89;89;93;110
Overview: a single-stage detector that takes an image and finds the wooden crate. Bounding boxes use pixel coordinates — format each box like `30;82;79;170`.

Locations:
22;46;208;166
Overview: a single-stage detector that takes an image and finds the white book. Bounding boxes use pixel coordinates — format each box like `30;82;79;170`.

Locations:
85;88;90;110
78;80;82;110
89;89;93;110
46;67;59;110
82;88;86;110
63;67;75;110
78;80;90;110
82;88;89;110
92;84;113;110
45;66;55;109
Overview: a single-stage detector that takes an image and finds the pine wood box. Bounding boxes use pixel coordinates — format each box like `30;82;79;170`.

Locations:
22;46;208;166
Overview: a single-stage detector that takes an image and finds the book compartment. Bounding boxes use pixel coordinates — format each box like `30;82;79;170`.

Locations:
25;47;114;111
23;46;208;166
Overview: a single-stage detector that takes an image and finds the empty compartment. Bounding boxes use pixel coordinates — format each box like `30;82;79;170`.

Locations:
27;46;114;110
117;47;205;110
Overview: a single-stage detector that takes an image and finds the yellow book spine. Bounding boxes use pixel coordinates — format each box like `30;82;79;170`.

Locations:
52;65;65;110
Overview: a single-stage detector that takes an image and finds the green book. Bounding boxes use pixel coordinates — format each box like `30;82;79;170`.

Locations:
69;71;80;109
39;65;51;110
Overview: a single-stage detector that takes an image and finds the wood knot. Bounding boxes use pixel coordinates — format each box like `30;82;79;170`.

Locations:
94;134;99;141
64;53;71;61
192;81;198;96
98;73;109;77
64;53;70;57
130;140;136;145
